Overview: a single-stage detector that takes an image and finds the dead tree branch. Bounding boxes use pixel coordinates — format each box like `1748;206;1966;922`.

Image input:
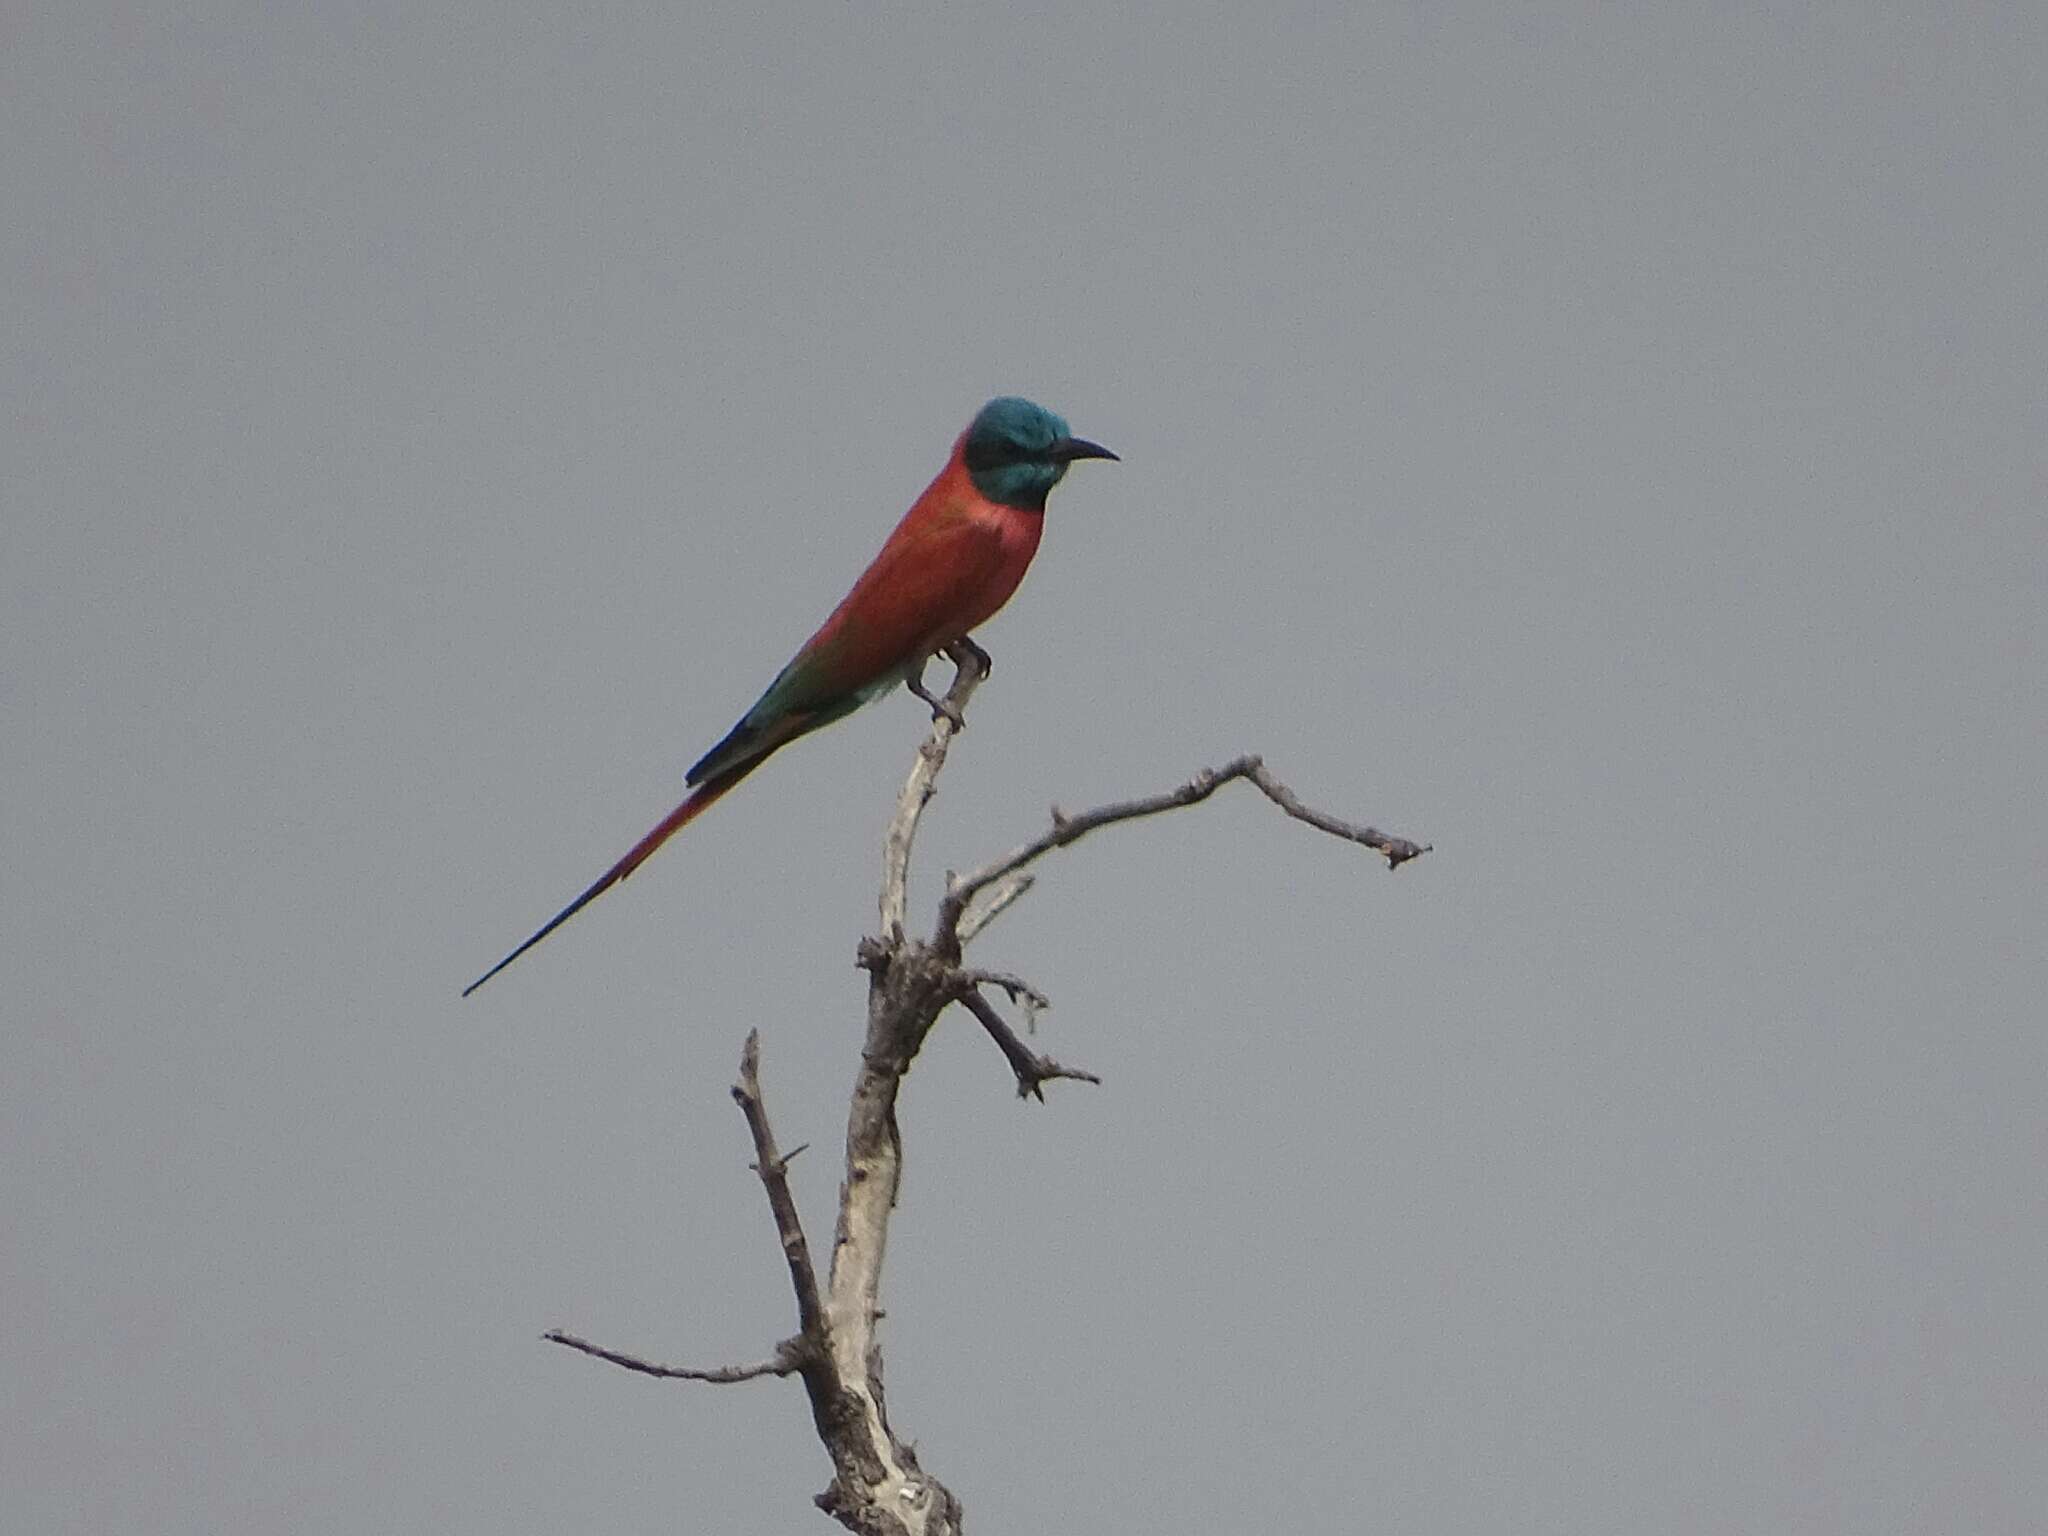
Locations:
541;1331;800;1383
936;755;1430;953
878;640;988;943
956;986;1101;1100
732;1029;825;1343
954;871;1034;944
548;644;1427;1533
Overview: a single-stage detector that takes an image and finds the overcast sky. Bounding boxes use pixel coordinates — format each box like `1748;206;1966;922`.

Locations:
7;4;2044;1532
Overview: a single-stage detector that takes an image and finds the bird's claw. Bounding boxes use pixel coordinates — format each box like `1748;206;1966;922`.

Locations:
949;636;992;679
906;673;966;730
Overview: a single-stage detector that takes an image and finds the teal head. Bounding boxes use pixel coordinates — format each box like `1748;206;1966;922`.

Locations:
962;396;1118;510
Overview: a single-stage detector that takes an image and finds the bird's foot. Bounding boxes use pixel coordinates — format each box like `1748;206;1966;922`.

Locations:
948;636;993;679
906;670;967;731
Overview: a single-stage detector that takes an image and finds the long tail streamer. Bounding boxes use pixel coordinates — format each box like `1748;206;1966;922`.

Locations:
461;769;748;997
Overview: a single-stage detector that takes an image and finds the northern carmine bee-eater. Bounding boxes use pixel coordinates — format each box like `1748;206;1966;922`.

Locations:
462;396;1117;996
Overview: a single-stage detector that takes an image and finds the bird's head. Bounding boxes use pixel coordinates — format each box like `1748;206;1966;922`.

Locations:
961;396;1118;510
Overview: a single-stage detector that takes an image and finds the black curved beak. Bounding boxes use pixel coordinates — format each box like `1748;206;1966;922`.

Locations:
1048;436;1119;464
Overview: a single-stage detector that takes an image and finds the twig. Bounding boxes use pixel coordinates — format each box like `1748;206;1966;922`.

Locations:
540;1035;827;1398
733;1030;826;1342
957;968;1050;1012
955;871;1035;944
957;988;1101;1101
957;967;1048;1032
543;1330;802;1383
1243;759;1429;860
937;754;1428;950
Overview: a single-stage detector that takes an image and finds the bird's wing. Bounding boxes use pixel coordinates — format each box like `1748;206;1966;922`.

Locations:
685;503;1011;785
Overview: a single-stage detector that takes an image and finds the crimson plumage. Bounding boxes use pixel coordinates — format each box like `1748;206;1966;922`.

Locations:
462;397;1115;996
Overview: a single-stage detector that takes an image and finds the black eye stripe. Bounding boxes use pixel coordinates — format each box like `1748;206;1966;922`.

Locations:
964;438;1042;472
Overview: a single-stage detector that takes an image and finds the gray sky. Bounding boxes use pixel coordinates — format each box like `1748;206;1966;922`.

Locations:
7;3;2044;1532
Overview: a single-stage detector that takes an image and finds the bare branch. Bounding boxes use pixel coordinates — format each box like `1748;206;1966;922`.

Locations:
957;967;1048;1033
1241;758;1430;860
541;1035;829;1400
957;968;1049;1012
954;871;1035;944
732;1029;826;1342
878;644;989;943
563;672;1419;1532
937;754;1429;950
957;987;1100;1101
544;1330;803;1383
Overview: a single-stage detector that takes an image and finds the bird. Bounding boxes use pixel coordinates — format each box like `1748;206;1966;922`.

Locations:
462;396;1117;996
